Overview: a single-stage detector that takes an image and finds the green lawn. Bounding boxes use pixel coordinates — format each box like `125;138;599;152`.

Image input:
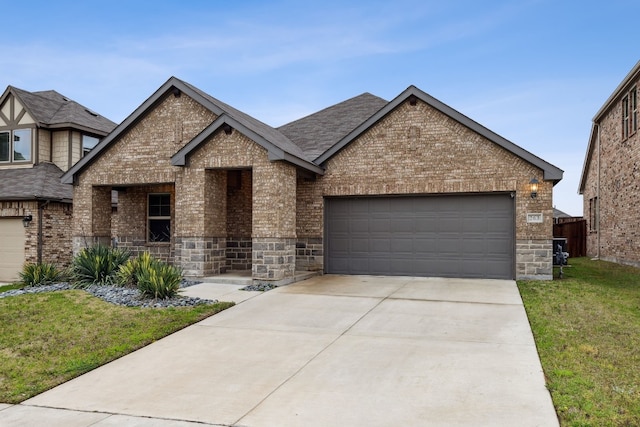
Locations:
0;289;233;403
518;257;640;427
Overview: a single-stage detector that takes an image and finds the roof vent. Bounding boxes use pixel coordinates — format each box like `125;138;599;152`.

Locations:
85;108;99;117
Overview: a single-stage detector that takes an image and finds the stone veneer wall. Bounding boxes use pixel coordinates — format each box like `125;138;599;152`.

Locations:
296;99;555;280
174;237;226;277
295;237;323;271
252;238;296;281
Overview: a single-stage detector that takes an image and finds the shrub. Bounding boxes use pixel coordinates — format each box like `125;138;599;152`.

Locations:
116;252;154;288
71;245;130;287
137;261;183;300
19;262;65;287
117;252;183;299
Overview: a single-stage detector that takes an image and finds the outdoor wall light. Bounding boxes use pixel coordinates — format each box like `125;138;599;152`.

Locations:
529;178;539;199
22;214;33;227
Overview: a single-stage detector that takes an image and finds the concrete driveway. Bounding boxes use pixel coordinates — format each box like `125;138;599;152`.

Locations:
2;275;558;426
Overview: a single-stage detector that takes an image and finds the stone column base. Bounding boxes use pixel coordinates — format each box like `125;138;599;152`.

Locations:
295;237;324;271
252;237;296;283
72;236;111;256
175;237;226;277
516;239;553;280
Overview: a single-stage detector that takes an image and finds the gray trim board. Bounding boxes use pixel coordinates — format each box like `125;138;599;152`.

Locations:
171;113;324;175
64;76;323;184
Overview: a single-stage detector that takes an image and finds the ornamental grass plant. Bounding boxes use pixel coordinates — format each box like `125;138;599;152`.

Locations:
71;245;130;287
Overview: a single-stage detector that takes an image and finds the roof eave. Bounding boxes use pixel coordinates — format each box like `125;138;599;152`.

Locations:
578;123;599;195
42;122;112;136
62;76;214;184
593;60;640;122
172;115;324;175
1;86;44;128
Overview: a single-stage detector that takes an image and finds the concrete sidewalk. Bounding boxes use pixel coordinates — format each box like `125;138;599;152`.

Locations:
1;276;558;426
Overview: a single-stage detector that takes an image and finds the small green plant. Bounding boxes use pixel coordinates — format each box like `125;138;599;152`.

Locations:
18;262;65;287
71;245;130;287
117;252;183;299
136;260;183;300
116;252;154;287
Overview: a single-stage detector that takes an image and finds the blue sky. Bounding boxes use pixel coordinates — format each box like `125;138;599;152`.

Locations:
1;0;637;215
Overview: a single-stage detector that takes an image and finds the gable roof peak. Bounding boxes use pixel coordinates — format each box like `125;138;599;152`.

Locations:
314;84;563;183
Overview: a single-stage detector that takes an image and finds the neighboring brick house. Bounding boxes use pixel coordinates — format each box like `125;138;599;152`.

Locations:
62;77;563;283
579;60;640;267
0;86;116;281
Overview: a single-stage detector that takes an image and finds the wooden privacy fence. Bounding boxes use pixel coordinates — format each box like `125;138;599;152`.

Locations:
553;219;587;258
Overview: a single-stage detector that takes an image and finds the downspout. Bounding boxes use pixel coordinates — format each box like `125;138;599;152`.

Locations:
596;124;601;259
37;200;50;264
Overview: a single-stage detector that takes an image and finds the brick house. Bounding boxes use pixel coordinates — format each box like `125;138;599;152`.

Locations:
579;60;640;267
0;86;116;281
62;77;562;283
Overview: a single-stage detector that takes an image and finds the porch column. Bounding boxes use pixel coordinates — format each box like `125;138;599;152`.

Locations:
175;168;227;277
72;185;111;253
252;162;297;284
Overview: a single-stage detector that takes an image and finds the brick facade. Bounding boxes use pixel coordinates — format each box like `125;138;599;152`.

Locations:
581;69;640;267
297;101;554;279
69;81;557;281
0;200;73;268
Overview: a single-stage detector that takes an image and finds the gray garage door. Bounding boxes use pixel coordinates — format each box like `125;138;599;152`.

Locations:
325;194;514;279
0;218;26;282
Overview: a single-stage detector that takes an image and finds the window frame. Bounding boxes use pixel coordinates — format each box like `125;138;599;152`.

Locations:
589;197;598;233
0;128;32;163
622;87;638;140
147;193;171;243
82;134;100;157
631;86;638;136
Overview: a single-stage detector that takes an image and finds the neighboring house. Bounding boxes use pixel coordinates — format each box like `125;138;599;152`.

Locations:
579;60;640;267
62;77;563;283
0;86;116;281
553;207;571;224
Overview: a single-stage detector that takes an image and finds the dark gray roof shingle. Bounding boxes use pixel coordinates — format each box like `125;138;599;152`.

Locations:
278;93;388;160
11;87;116;135
0;162;72;201
180;80;312;161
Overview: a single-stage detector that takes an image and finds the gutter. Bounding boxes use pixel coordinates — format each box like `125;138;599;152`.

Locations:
36;200;50;264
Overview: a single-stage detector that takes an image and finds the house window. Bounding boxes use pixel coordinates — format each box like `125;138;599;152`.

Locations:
622;87;637;139
148;193;171;243
0;129;32;162
82;135;99;156
589;197;598;232
631;87;638;135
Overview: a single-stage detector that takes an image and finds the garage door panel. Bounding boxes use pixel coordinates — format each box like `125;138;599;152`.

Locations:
326;195;514;279
0;218;26;282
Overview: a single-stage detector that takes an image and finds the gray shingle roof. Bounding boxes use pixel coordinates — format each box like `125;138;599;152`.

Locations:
278;93;388;161
0;162;72;202
10;87;116;135
180;80;312;161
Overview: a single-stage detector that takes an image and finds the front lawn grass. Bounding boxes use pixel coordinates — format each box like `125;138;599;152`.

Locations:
0;283;22;293
518;257;640;427
0;290;233;403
